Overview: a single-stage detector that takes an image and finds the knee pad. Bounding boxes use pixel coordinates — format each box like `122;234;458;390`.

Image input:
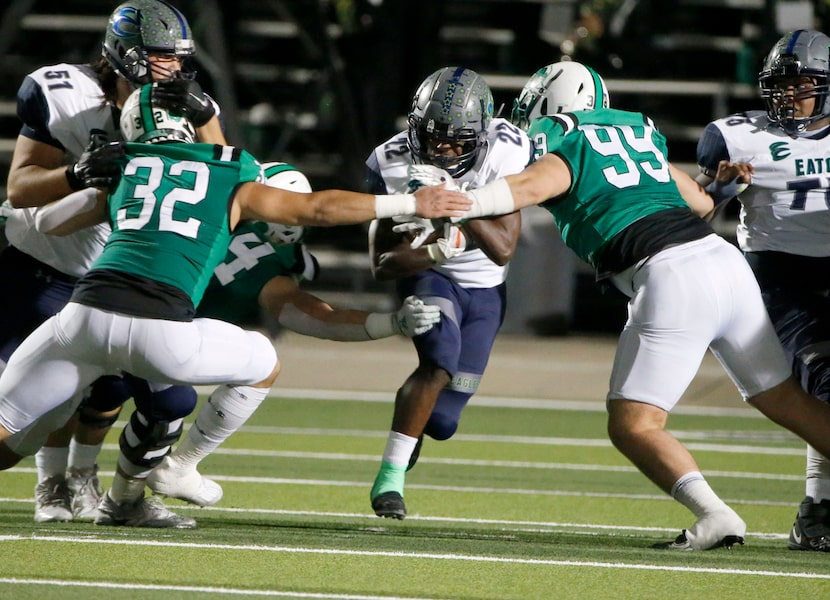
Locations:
119;410;184;470
126;374;198;421
423;387;474;441
82;375;131;413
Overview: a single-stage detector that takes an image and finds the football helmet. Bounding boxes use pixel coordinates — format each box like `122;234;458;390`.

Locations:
102;0;195;85
261;162;313;245
407;67;493;178
511;61;609;130
120;84;196;144
759;29;830;134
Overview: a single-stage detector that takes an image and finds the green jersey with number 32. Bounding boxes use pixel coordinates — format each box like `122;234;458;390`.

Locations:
528;108;688;267
91;142;262;307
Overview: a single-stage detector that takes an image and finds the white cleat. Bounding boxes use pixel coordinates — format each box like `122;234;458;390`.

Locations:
146;456;223;506
67;465;103;521
655;509;746;550
34;475;73;523
94;491;197;529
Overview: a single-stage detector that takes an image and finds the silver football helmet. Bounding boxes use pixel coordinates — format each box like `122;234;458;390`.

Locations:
407;67;493;178
261;162;312;245
759;29;830;134
102;0;195;84
120;84;196;143
510;61;609;130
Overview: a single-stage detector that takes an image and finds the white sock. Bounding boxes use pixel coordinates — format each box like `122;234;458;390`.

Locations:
68;439;103;471
35;446;70;483
382;431;419;467
170;385;268;469
671;471;730;517
805;445;830;502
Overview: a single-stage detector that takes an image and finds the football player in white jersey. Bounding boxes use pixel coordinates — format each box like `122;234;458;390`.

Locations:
365;67;532;519
1;0;225;527
696;29;830;552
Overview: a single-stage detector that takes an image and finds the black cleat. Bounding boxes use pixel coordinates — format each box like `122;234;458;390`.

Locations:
788;496;830;551
372;491;406;520
653;530;744;550
407;435;424;472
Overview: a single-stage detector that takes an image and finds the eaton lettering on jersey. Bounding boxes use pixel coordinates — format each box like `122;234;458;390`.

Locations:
795;157;830;176
700;110;830;256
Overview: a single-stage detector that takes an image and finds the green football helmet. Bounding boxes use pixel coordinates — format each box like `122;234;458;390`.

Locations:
120;84;196;144
407;67;493;178
511;61;609;130
102;0;195;84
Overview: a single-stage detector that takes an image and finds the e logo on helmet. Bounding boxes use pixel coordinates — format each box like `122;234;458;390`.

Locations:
111;8;141;39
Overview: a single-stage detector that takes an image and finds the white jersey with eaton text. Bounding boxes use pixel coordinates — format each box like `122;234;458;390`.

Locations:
5;63;117;277
369;117;531;288
697;110;830;257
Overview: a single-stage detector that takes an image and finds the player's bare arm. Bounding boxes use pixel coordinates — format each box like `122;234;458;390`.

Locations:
6;136;74;207
669;163;715;218
233;182;471;229
461;212;522;266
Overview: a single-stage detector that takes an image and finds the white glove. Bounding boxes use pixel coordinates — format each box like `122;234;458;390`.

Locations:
392;216;438;249
407;164;458;191
393;295;442;336
426;222;467;264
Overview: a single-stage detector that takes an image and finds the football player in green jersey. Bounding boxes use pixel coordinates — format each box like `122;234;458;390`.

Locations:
427;60;830;550
0;84;468;525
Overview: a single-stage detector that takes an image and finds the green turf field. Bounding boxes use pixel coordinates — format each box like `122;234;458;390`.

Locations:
1;391;828;599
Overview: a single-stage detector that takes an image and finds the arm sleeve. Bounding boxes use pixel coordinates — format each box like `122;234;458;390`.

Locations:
696;122;729;177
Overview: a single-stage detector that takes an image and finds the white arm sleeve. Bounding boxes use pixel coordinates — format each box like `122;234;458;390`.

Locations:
374;194;417;219
278;303;397;341
34;187;100;234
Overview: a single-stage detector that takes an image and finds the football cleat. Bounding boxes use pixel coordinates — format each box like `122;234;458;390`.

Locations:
146;456;223;506
654;509;746;550
94;491;197;529
67;465;103;521
372;491;407;520
33;475;73;523
788;496;830;551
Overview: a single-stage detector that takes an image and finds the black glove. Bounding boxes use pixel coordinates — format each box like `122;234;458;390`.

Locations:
66;139;125;191
151;78;216;127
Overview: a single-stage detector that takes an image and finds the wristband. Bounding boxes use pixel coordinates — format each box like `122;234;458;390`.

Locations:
426;243;443;264
704;178;748;207
65;163;84;191
364;311;397;339
374;194;417;219
456;178;515;221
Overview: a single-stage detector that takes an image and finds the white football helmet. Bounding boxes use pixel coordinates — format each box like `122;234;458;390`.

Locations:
510;61;609;130
261;162;312;245
120;84;196;144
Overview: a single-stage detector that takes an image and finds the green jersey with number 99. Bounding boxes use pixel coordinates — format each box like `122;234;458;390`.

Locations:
527;108;689;268
90;142;262;309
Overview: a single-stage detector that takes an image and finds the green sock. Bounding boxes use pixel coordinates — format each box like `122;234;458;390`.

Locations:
371;461;406;499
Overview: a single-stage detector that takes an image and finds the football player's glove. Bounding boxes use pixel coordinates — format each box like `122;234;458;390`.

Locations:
151;77;216;127
66;137;125;191
393;295;442;337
